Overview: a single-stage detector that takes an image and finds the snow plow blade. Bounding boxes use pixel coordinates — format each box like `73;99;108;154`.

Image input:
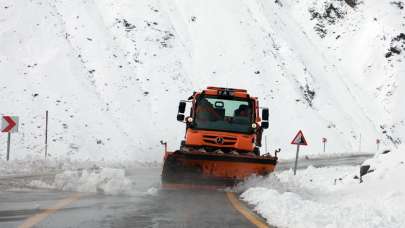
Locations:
161;150;278;187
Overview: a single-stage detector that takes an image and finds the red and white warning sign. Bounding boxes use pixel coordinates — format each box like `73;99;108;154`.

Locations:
1;116;19;133
291;130;308;146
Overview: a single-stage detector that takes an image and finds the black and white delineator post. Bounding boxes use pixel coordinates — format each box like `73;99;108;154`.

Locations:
291;130;308;175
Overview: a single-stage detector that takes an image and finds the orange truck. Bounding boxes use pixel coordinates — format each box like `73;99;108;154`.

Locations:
162;87;278;186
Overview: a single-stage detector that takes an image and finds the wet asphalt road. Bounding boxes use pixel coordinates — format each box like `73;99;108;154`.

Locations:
0;154;373;228
0;168;255;228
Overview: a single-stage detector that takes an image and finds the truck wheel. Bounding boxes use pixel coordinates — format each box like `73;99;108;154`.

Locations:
180;140;187;151
253;147;260;156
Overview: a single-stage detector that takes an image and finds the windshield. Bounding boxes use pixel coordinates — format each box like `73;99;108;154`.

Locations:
193;96;253;134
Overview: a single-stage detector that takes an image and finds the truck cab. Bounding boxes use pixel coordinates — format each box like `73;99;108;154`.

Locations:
177;87;269;155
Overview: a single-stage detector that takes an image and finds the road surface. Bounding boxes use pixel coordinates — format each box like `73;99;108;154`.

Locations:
0;154;372;228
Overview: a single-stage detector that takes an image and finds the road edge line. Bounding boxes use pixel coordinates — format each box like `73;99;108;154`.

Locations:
18;192;83;228
226;192;269;228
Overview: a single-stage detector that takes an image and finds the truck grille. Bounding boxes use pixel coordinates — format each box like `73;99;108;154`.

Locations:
202;135;237;146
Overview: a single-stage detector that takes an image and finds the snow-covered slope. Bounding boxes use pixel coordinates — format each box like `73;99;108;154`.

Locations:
0;0;404;161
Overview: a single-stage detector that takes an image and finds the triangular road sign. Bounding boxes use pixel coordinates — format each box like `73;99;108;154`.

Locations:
291;130;308;146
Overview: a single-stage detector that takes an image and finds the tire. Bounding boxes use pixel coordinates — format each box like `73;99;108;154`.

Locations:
253;147;260;156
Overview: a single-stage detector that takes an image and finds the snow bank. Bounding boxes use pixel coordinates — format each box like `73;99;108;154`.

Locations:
0;158;160;195
237;166;356;193
242;186;401;228
240;154;405;228
0;158;61;177
29;168;134;195
361;149;405;183
0;157;160;177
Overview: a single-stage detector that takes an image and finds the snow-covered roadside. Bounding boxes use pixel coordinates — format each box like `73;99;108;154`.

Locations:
0;157;160;177
28;168;134;195
0;158;161;195
238;149;405;227
277;152;374;162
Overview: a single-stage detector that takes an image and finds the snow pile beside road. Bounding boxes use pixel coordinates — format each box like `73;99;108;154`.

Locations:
54;168;133;195
1;158;158;195
240;157;405;227
0;158;63;177
29;167;134;195
237;166;356;194
0;157;159;178
360;149;405;183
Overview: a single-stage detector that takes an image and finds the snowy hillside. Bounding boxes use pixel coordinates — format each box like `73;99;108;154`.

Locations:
0;0;404;161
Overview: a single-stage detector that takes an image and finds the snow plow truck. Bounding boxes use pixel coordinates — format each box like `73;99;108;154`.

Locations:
162;87;278;186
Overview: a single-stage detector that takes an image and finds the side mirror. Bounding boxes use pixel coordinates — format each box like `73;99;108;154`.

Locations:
262;108;269;129
177;101;186;122
275;148;281;158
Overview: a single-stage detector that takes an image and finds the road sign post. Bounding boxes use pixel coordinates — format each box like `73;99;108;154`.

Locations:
322;137;327;153
6;133;11;161
294;144;300;175
376;139;380;151
291;130;308;175
2;116;19;161
45;111;49;159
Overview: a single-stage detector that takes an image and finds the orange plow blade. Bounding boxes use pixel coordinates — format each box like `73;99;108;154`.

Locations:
162;150;277;187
